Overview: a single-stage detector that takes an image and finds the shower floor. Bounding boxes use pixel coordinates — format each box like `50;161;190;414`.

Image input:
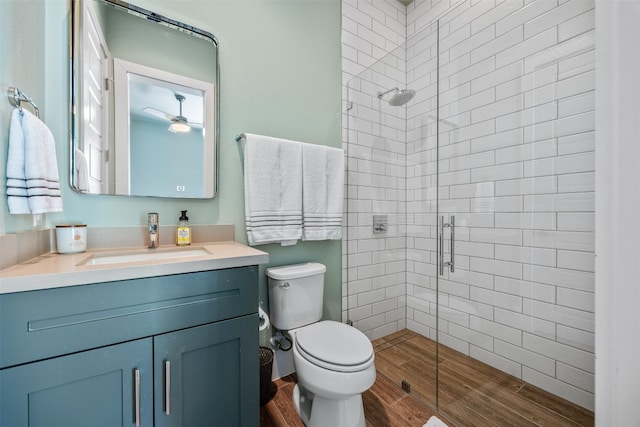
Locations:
373;329;594;426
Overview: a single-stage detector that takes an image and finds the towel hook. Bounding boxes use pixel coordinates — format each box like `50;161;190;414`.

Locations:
6;86;40;118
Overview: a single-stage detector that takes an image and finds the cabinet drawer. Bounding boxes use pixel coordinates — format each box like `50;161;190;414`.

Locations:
0;266;258;368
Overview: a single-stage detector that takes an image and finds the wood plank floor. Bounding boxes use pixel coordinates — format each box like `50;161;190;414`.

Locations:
260;372;447;427
372;330;594;427
260;329;594;427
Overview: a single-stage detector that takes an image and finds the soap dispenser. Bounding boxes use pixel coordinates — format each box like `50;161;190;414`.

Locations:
176;210;191;246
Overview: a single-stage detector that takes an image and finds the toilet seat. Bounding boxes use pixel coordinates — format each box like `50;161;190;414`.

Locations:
295;321;374;373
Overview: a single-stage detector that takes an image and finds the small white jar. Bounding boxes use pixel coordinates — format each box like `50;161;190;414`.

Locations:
56;224;87;254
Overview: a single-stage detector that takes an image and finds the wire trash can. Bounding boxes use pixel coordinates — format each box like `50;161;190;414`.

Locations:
259;346;276;406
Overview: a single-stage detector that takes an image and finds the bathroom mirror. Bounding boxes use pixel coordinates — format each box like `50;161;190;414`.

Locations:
70;0;219;198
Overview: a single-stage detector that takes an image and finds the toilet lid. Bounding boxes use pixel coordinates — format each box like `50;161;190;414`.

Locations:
295;321;374;372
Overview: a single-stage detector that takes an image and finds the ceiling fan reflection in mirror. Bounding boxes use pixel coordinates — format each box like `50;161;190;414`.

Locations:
142;93;202;133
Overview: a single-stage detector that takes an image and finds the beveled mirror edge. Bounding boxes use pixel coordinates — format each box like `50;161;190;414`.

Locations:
69;0;220;199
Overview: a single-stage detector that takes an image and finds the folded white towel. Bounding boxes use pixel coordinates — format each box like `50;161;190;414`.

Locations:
74;148;90;193
6;109;30;214
423;415;449;427
21;109;63;213
243;133;303;246
302;144;344;241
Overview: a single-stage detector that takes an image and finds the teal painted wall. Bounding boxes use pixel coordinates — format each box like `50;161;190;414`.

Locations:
0;0;342;321
0;0;47;234
101;1;216;83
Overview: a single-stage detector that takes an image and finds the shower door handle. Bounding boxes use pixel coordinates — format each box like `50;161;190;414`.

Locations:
450;215;455;273
439;215;455;275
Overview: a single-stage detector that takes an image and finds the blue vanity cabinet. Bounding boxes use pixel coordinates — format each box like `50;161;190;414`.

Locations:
0;338;154;427
154;314;258;427
0;266;260;427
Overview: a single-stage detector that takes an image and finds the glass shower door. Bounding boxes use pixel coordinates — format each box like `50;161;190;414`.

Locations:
345;0;595;422
434;1;596;423
345;18;440;410
402;18;441;407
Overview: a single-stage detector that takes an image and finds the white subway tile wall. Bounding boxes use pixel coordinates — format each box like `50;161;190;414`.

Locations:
342;0;594;412
342;0;409;336
345;42;410;340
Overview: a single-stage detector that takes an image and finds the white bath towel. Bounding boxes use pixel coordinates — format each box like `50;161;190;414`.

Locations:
243;133;303;246
6;109;30;214
74;148;90;193
302;144;344;241
423;415;449;427
21;109;63;213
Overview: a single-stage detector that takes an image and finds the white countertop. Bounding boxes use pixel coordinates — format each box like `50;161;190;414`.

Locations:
0;241;269;294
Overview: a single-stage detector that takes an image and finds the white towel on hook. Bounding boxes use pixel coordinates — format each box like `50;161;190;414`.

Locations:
6;109;63;214
23;109;63;213
6;109;30;214
74;148;90;193
302;144;344;241
243;133;303;246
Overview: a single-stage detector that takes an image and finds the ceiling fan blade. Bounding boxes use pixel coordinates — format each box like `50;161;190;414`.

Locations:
142;107;175;122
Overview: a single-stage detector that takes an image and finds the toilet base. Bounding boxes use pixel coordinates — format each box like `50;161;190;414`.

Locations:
292;383;366;427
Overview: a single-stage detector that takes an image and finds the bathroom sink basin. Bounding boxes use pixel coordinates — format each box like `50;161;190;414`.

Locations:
79;247;211;266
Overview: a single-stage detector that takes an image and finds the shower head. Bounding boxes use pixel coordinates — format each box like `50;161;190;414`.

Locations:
389;89;415;106
377;87;415;106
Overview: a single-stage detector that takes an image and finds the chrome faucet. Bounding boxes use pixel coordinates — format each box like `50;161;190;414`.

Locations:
148;212;159;248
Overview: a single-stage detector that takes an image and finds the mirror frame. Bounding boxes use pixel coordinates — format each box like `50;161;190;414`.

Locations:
69;0;220;199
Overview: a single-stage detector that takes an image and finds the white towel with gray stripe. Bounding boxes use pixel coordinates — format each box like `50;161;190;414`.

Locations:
6;109;63;214
302;143;344;241
243;133;303;246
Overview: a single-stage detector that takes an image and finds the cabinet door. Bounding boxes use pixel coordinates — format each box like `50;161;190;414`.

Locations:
0;338;153;427
154;314;259;427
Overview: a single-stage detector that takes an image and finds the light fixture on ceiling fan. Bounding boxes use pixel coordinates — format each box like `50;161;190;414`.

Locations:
168;94;190;133
143;93;200;133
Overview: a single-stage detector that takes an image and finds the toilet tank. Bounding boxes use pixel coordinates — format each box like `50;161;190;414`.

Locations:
266;262;326;331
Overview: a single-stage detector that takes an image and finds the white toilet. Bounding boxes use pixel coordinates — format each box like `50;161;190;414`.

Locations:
267;263;376;427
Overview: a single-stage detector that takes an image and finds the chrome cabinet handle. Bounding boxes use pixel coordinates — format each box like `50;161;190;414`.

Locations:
164;360;171;416
439;215;455;275
134;369;141;427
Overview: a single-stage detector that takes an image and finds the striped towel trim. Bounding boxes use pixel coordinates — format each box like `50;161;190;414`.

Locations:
246;212;303;245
